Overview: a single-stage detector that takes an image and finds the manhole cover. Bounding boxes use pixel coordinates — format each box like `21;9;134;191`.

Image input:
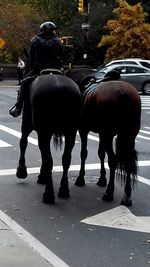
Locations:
69;175;99;183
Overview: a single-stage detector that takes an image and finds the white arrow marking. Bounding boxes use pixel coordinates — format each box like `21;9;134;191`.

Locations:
0;140;12;147
81;206;150;233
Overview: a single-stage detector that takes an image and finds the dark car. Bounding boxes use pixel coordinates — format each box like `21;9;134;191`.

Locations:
96;64;150;95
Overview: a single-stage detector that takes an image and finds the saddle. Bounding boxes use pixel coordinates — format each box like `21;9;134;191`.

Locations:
39;68;63;76
82;70;121;98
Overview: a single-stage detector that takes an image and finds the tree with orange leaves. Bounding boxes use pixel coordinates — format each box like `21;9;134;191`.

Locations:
98;0;150;63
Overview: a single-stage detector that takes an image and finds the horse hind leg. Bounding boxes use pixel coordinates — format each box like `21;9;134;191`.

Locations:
97;135;107;187
58;130;77;199
116;136;138;207
121;173;132;206
37;132;55;204
102;136;117;201
75;129;88;186
16;125;32;179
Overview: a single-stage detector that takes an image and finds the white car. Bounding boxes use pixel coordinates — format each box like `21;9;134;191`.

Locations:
97;58;150;71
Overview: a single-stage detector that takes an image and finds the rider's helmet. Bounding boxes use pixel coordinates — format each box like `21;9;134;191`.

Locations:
39;21;57;33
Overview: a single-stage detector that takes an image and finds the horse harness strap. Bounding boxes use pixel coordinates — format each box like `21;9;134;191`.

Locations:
83;83;97;98
82;71;121;98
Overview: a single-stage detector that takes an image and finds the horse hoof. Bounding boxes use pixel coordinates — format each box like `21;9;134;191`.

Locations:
121;198;132;207
37;174;48;185
102;192;113;201
58;188;70;199
97;178;107;187
42;193;55;204
75;177;85;186
16;165;27;179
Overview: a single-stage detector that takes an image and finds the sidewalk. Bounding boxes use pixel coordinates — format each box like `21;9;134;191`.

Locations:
0;211;54;267
0;210;69;267
0;79;18;87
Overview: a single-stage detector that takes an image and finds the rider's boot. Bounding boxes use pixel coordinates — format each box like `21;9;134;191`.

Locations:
9;76;35;117
9;84;24;117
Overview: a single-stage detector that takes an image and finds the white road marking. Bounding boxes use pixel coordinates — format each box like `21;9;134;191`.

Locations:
137;134;150;140
0;125;150;148
81;206;150;233
0;140;12;147
88;134;99;142
0;161;149;185
140;129;150;135
0;125;78;144
0;209;70;267
0;125;38;145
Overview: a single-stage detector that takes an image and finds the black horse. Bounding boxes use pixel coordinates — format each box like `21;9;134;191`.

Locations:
16;72;81;204
66;69;141;206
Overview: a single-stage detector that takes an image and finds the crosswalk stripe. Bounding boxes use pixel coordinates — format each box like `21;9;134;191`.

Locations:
0;125;38;145
0;125;79;145
0;125;150;146
137;134;150;141
140;130;150;135
141;96;150;109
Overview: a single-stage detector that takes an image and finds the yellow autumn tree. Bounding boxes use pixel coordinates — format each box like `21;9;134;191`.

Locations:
98;0;150;63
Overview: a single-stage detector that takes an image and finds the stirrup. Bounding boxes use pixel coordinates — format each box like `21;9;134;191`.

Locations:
9;105;21;117
40;68;63;76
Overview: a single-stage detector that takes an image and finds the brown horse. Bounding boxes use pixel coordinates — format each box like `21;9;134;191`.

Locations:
66;69;141;206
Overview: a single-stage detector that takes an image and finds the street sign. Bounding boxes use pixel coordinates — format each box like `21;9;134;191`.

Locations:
81;23;90;30
0;38;5;48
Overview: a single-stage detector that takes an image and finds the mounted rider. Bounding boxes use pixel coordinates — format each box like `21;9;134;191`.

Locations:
9;21;64;117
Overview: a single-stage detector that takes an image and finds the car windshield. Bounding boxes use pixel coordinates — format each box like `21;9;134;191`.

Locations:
140;61;150;68
97;66;114;73
96;64;106;71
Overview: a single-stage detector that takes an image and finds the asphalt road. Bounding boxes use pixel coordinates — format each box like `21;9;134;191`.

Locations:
0;83;149;267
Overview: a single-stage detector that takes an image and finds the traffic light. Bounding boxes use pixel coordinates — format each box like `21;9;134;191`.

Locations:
78;0;84;15
60;37;66;46
60;36;73;47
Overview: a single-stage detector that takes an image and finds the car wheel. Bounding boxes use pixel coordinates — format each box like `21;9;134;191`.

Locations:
142;83;150;95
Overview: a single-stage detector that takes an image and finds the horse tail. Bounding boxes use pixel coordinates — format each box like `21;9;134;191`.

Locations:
53;133;63;150
115;136;138;186
115;89;140;185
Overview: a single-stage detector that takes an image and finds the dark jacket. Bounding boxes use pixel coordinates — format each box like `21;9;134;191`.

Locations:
29;32;63;72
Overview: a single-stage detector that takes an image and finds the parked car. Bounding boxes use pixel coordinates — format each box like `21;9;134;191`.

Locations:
95;64;150;95
97;58;150;71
